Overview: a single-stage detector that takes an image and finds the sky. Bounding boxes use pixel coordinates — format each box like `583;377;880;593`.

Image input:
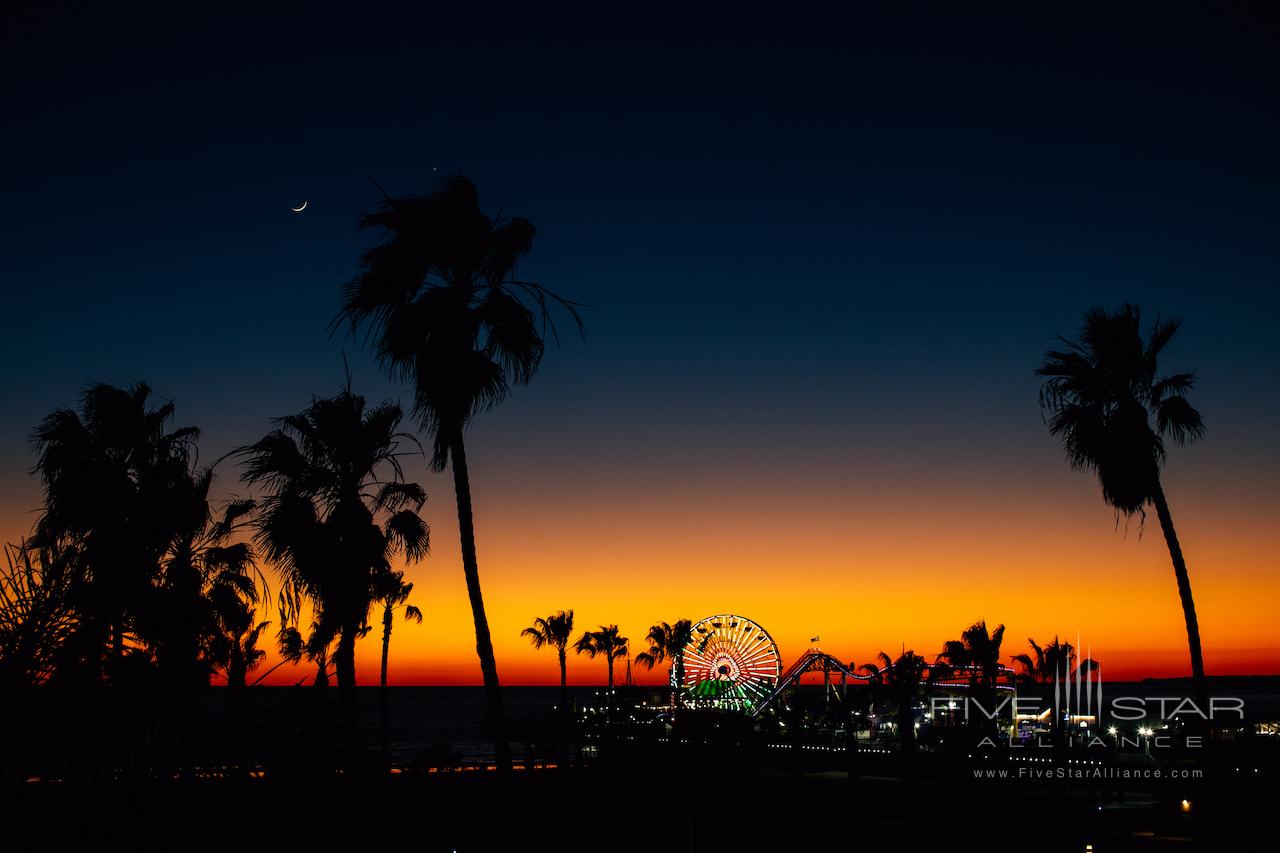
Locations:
2;4;1278;685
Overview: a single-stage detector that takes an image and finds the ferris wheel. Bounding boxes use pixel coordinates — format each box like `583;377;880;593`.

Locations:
673;614;782;710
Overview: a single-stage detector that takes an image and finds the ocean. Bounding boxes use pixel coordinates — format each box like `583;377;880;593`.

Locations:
248;685;645;764
14;678;1277;770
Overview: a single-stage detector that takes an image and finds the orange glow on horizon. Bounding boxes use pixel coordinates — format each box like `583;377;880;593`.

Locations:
244;450;1280;687
6;421;1279;688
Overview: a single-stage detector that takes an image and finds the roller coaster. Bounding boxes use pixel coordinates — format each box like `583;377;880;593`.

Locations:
673;613;1015;718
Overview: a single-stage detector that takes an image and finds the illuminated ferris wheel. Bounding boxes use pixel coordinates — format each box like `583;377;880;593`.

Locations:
673;614;782;710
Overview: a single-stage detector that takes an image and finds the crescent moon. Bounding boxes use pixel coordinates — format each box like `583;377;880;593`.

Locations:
291;201;308;212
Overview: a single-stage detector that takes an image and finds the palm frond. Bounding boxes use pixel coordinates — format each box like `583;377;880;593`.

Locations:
522;618;550;650
372;481;427;513
1156;394;1205;445
573;631;597;657
1037;303;1203;516
333;176;583;467
384;510;430;562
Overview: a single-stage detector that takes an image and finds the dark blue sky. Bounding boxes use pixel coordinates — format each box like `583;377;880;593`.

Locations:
3;2;1278;529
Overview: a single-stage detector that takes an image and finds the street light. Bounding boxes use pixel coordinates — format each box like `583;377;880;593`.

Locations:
1138;726;1154;756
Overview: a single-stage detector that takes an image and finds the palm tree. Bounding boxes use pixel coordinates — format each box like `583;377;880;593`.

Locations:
240;388;429;766
861;651;932;755
937;620;1006;735
0;541;77;689
157;473;258;667
375;570;423;760
1038;304;1208;707
203;528;265;695
207;597;269;774
336;176;581;773
634;619;692;706
30;382;199;680
1011;636;1099;745
521;610;575;718
29;383;213;774
147;478;260;772
277;620;338;688
208;607;269;690
1011;636;1080;685
575;625;629;704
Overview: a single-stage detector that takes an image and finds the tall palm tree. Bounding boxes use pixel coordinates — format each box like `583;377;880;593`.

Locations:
521;610;575;717
575;625;629;702
375;570;424;760
30;382;199;679
336;176;581;773
153;472;258;675
240;388;429;766
1037;304;1208;707
937;619;1006;735
634;619;692;706
29;383;212;774
861;651;932;755
147;476;260;772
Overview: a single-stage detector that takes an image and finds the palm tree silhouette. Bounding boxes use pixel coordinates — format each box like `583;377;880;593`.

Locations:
1011;636;1085;684
31;382;199;680
208;605;269;690
29;383;214;773
203;521;266;695
374;570;424;761
1037;304;1208;707
937;620;1006;735
240;388;429;767
277;620;338;688
208;600;269;773
1011;636;1099;746
0;541;77;688
336;176;582;772
165;487;262;773
634;619;692;707
575;625;629;707
521;610;575;718
861;650;931;755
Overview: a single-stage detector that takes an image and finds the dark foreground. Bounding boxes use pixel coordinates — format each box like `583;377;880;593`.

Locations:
5;758;1273;853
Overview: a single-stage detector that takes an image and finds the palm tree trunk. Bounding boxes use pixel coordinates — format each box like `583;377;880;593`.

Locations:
109;621;127;774
606;656;615;714
898;701;915;754
110;622;124;678
381;604;393;763
335;626;358;770
449;432;511;773
1152;480;1208;710
314;650;329;688
558;647;567;718
558;647;568;762
227;647;247;774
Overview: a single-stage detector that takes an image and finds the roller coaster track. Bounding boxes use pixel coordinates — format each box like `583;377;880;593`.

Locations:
750;649;1017;717
750;649;872;717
